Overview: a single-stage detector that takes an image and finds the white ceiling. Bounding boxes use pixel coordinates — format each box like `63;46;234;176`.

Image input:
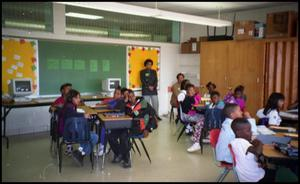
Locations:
121;2;297;16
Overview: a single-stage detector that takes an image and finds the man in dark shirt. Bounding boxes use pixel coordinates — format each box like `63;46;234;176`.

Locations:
140;59;161;120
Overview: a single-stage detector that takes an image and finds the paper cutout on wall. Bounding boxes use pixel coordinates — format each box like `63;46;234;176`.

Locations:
126;46;160;90
2;37;39;95
90;59;98;72
61;59;73;70
74;59;85;70
102;59;110;72
47;59;60;70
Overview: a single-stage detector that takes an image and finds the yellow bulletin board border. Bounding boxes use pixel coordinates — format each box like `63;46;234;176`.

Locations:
2;37;39;96
126;46;160;91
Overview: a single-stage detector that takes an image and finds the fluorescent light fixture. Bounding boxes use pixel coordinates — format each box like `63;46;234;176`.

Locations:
5;20;46;29
55;2;232;27
65;12;103;20
120;32;151;38
66;27;108;35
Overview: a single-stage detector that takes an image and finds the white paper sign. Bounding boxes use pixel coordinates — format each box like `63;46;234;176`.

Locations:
7;80;11;84
14;55;21;60
192;42;197;52
237;28;244;35
16;72;23;77
7;69;13;74
11;65;18;70
248;30;253;36
17;62;24;67
2;56;6;62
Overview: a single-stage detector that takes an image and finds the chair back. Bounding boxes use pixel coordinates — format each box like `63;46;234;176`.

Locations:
63;117;91;143
228;144;237;167
228;144;240;181
209;128;221;148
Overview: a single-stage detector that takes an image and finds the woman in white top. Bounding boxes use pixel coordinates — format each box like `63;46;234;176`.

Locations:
256;92;285;126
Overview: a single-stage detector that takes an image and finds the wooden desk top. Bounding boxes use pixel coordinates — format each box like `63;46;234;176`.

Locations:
269;126;297;132
262;133;298;159
94;109;117;113
77;105;97;115
2;95;111;108
98;113;132;121
90;104;108;108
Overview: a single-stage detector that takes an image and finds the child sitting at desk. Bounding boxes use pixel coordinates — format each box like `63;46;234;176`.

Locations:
50;83;72;112
230;118;276;182
61;89;98;166
97;86;126;156
216;103;256;164
181;83;204;152
203;91;225;133
49;83;72;155
224;85;246;111
204;81;216;98
256;92;285;126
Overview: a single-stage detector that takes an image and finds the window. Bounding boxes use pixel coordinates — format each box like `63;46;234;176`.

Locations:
65;5;180;43
2;2;53;32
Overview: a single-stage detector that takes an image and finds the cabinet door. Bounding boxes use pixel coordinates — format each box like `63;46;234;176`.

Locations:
227;40;265;116
200;41;229;98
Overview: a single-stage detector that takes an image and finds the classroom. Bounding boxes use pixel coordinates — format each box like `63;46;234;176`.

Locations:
1;1;299;182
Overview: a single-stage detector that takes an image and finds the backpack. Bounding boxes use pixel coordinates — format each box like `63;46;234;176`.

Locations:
63;117;90;142
204;108;225;130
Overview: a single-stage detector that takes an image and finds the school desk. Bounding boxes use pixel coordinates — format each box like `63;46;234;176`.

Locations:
1;95;109;149
97;113;132;169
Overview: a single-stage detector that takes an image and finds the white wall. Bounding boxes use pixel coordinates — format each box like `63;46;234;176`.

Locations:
2;3;181;136
179;3;298;87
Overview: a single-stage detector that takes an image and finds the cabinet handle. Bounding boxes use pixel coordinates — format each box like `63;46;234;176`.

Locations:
257;77;259;83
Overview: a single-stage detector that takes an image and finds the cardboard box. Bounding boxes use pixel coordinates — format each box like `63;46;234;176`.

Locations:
181;42;200;53
199;36;208;42
234;21;257;40
266;11;297;38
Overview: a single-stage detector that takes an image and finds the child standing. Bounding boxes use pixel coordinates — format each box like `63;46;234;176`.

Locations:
181;83;204;152
256;92;285;126
230;118;276;182
61;89;98;166
216;103;256;163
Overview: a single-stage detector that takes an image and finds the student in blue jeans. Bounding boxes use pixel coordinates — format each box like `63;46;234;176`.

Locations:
61;89;98;166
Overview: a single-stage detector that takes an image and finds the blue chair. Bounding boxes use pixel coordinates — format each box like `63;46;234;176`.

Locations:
129;134;151;164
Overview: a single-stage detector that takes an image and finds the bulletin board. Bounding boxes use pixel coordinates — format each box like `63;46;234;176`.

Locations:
2;37;39;95
127;46;160;90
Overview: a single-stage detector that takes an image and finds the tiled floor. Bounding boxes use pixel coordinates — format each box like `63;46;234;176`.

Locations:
2;117;235;182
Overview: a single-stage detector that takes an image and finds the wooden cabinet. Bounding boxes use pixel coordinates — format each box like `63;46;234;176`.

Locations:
200;38;298;116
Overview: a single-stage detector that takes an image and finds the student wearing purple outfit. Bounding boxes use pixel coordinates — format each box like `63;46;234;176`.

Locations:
224;85;246;111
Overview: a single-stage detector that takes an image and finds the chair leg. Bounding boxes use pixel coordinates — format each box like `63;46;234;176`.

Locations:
199;128;204;155
138;138;151;164
132;138;141;156
217;168;230;182
177;125;186;142
90;143;94;171
169;107;174;123
58;141;63;173
130;139;136;153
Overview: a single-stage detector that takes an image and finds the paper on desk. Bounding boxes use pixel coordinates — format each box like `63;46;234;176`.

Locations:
77;108;85;113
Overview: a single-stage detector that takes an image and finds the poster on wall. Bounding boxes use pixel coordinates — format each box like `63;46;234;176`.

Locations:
127;46;160;90
2;37;39;96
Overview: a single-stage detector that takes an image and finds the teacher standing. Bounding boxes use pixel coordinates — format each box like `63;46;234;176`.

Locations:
140;59;161;121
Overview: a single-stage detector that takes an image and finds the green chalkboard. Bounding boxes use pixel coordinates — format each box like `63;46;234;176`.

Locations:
38;40;126;95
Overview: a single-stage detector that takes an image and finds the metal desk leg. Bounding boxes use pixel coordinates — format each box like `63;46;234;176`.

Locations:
2;107;11;149
102;128;108;170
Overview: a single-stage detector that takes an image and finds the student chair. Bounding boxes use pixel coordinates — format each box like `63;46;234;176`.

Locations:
228;144;240;182
176;103;189;142
49;109;61;158
209;128;233;182
58;117;94;173
129;134;151;164
169;105;176;123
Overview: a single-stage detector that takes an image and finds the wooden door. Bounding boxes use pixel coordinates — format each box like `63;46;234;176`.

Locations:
264;38;298;110
227;40;266;117
200;41;229;98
